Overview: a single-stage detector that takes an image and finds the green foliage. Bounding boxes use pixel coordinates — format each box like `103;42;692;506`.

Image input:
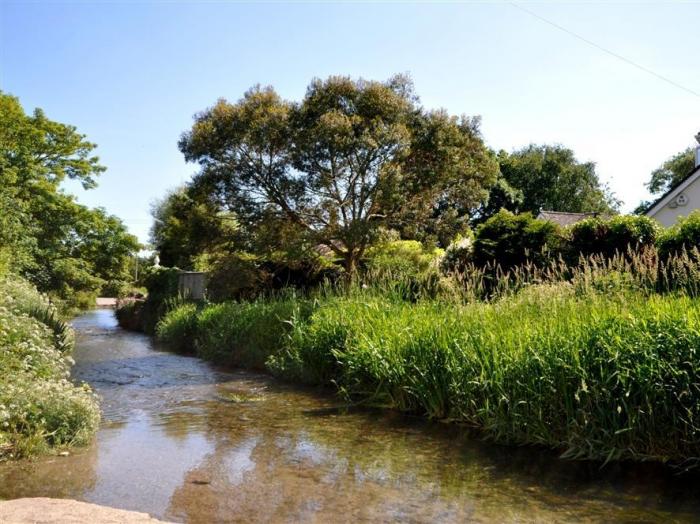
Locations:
657;210;700;259
646;147;695;196
141;266;181;303
155;302;200;353
567;215;660;260
366;239;443;277
473;210;562;270
153;269;700;466
440;232;475;273
0;91;140;306
201;251;266;302
157;297;310;370
178;75;498;275
150;186;239;269
0;275;99;459
498;144;619;215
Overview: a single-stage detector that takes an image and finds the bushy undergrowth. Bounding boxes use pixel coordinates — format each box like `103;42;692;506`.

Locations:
0;275;99;460
155;254;700;466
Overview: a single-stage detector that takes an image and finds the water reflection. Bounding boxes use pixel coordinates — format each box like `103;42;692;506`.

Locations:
1;309;699;523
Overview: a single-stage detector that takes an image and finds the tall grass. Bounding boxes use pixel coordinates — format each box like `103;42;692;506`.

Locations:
155;250;700;466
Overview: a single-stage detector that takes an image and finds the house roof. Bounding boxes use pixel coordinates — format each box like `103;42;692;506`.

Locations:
537;210;599;227
644;164;700;217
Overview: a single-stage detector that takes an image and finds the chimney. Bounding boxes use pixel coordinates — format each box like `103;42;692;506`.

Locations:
696;131;700;168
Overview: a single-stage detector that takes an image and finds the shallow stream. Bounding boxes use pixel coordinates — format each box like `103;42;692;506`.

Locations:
1;309;699;523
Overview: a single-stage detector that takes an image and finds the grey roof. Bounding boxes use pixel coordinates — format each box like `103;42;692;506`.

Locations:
537;210;599;227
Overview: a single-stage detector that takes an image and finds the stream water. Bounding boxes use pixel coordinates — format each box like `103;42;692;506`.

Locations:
1;309;700;523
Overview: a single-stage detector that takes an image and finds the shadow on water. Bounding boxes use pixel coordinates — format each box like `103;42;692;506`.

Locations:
2;308;700;523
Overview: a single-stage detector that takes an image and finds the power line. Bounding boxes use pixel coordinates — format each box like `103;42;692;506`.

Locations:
509;2;700;99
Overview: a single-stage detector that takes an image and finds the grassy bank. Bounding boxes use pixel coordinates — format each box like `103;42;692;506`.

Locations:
156;282;700;467
0;276;99;460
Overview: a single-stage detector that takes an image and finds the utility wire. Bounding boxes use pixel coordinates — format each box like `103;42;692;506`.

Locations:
509;2;700;99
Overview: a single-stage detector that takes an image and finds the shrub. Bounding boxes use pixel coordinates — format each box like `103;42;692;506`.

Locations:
0;275;99;459
141;266;180;302
473;210;562;270
204;252;268;302
657;210;700;259
366;240;443;277
440;232;474;273
568;215;659;261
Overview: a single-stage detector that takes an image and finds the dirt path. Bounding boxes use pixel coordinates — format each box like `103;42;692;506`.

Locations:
0;498;172;524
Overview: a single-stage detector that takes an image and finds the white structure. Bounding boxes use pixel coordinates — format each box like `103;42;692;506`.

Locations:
645;133;700;227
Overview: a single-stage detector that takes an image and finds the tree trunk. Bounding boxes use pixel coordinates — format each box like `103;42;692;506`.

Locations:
343;251;358;281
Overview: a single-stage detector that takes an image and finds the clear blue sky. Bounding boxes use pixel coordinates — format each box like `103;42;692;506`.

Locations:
1;1;699;243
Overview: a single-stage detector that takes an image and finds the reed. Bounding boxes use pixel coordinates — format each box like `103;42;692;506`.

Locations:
156;249;700;466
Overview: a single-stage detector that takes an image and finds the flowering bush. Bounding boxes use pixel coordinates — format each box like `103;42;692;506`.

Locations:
0;275;99;459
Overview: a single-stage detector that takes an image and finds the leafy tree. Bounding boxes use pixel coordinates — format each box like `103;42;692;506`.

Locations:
498;145;619;215
0;91;139;302
634;148;696;214
646;148;695;196
470;173;524;225
150;186;238;269
179;75;498;274
390;111;499;246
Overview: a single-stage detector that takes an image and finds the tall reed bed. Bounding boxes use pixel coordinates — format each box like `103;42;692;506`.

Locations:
155;251;700;466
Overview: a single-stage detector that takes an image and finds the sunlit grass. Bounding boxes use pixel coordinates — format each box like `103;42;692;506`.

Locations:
155;250;700;466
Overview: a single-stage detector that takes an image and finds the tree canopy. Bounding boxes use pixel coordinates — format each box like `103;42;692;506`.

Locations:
150;186;239;269
179;75;499;273
497;144;619;216
647;147;695;196
0;91;140;305
634;148;695;214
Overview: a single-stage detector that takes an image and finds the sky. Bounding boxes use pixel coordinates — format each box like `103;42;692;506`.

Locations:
1;0;699;244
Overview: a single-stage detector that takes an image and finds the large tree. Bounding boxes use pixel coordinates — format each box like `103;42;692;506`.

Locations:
498;144;619;215
179;75;498;273
0;91;140;300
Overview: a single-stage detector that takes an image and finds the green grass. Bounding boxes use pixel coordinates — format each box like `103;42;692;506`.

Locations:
0;275;100;460
157;281;700;467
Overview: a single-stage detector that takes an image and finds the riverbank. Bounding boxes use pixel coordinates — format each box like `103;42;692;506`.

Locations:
0;276;99;460
153;284;700;468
